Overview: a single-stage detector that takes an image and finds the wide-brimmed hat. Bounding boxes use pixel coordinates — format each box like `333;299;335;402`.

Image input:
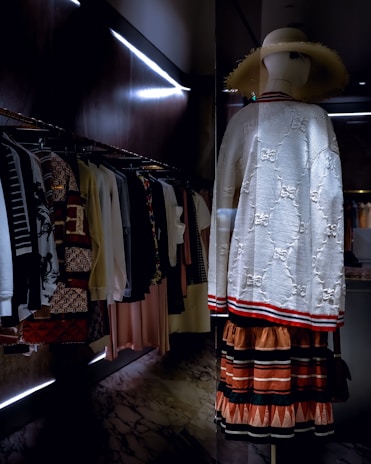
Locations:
226;27;348;102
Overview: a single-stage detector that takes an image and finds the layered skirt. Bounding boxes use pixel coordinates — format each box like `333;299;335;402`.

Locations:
215;319;334;443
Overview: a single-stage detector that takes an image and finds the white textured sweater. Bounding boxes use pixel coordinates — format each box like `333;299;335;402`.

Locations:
208;92;345;330
0;178;13;317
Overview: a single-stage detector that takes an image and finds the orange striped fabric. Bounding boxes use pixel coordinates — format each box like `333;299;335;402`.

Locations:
215;319;334;442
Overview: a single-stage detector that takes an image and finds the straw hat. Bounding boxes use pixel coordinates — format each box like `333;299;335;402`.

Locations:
226;27;348;102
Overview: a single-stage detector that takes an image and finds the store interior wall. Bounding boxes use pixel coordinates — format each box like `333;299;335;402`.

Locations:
0;0;217;182
2;0;371;445
0;0;216;437
106;0;215;77
104;0;216;184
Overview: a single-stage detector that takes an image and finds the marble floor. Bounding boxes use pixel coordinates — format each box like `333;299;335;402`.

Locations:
0;325;370;464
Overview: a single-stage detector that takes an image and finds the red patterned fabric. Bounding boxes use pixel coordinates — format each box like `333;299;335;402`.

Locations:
21;318;88;344
37;151;92;316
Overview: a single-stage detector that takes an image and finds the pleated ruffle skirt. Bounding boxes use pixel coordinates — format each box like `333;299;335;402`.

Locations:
216;319;334;443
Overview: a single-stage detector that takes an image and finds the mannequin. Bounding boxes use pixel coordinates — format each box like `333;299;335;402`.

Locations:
208;28;347;448
263;51;310;95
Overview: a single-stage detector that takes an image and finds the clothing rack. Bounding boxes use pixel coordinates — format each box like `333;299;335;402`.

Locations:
0;107;180;173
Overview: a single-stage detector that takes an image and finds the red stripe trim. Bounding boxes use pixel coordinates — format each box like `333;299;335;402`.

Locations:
228;296;339;321
228;309;337;331
208;294;226;303
208;294;343;329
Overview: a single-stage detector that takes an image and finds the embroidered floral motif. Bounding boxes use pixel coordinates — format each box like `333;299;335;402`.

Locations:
326;224;337;237
310;191;319;202
292;117;308;133
280;186;296;200
237;242;244;255
255;213;269;226
299;222;306;233
260;148;276;162
246;274;262;287
323;288;335;303
325;153;336;170
292;284;307;297
273;248;288;262
241;180;250;194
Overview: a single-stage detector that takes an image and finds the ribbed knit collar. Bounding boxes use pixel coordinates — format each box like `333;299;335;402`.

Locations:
257;91;297;102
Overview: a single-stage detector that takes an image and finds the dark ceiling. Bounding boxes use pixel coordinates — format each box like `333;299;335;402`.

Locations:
216;0;371;111
106;0;371;186
106;1;371;109
215;0;371;191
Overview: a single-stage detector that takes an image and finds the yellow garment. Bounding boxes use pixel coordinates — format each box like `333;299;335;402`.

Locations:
78;160;106;300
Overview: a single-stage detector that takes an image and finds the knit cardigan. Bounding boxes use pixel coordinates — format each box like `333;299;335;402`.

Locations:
208;92;345;331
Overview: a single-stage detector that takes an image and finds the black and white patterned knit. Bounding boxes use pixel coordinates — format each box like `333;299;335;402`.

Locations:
0;143;32;256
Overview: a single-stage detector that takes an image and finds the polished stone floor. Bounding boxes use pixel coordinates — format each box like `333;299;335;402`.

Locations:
0;326;370;464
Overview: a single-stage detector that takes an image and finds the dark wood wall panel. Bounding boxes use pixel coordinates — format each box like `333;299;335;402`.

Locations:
0;0;78;117
74;35;189;159
0;0;190;165
0;0;191;414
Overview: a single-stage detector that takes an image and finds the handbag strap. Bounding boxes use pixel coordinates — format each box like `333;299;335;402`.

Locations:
333;327;342;358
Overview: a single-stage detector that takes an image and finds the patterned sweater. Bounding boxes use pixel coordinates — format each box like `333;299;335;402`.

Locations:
208;92;345;331
38;151;92;313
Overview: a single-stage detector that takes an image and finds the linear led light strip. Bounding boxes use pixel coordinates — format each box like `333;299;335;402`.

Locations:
328;112;371;117
0;379;56;410
0;352;106;410
68;1;189;91
110;29;191;91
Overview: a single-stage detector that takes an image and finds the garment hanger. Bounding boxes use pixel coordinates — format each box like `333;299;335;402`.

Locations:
0;106;182;180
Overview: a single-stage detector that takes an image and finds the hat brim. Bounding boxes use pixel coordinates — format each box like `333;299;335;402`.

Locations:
226;41;349;102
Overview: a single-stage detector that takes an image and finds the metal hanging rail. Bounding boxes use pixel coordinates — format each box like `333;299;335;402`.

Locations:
0;107;180;172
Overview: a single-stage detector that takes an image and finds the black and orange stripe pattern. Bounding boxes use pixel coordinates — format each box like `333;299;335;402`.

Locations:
215;319;334;442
